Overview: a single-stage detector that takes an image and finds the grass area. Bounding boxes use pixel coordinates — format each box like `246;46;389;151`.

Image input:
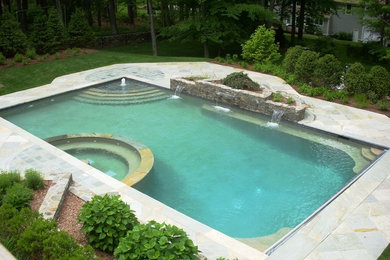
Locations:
379;244;390;260
0;40;209;95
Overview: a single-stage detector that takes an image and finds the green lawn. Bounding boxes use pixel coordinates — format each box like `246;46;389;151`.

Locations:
0;40;210;95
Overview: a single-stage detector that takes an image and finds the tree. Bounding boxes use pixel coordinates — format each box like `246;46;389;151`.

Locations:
0;11;28;57
359;0;390;45
108;0;118;35
161;1;276;58
147;0;157;56
67;9;95;47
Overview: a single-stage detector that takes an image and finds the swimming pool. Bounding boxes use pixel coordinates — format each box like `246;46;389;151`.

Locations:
0;78;377;242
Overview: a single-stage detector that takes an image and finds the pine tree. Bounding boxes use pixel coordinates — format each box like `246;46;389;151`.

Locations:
67;9;95;48
46;8;66;53
0;11;28;57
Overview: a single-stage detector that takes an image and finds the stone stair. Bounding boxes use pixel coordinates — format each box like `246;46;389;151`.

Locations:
74;86;170;105
361;147;383;161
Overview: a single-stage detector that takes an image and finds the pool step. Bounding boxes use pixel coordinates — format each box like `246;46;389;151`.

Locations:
361;147;378;161
74;91;169;105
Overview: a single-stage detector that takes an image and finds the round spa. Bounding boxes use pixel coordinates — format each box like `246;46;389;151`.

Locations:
45;134;154;186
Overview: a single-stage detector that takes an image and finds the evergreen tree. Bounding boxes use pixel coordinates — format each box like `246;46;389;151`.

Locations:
67;9;95;47
29;7;49;54
0;11;28;57
46;8;66;53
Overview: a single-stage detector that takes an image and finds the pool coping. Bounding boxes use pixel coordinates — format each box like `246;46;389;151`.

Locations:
0;62;389;260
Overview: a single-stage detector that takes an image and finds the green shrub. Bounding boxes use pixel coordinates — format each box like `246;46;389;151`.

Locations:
323;90;336;101
225;54;231;60
298;84;311;95
232;54;239;62
226;58;233;64
114;221;199;260
42;231;97;260
312;36;335;55
13;53;24;63
242;25;281;63
3;183;33;210
77;194;139;252
367;90;379;104
376;99;389;111
73;47;81;56
0;52;5;65
273;92;283;102
294;50;319;83
2;206;40;238
344;62;369;94
65;48;72;56
368;65;390;98
287;97;294;104
43;53;50;59
342;96;349;104
67;8;96;47
222;72;260;91
9;60;15;66
0;171;21;195
29;7;50;54
0;11;28;57
214;56;224;63
17;217;57;258
25;48;37;59
354;93;368;108
36;55;44;62
24;169;44;190
54;52;60;59
22;57;31;65
0;203;19;237
313;54;342;88
239;61;248;68
283;46;304;73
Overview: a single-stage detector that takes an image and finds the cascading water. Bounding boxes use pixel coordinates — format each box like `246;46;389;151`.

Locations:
171;85;184;99
266;110;284;128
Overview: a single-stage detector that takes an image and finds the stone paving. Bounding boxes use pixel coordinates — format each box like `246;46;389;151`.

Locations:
0;62;389;260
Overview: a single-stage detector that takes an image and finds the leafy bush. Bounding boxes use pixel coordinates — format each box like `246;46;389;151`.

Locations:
323;90;336;101
312;36;335;55
294;50;319;83
2;183;33;210
54;52;60;59
24;169;44;190
368;65;390;98
367;90;379;104
273;92;283;102
214;56;224;63
67;8;96;47
0;52;5;65
376;99;389;111
222;72;260;91
29;7;49;54
77;194;139;252
334;32;352;41
354;93;368;108
0;11;28;57
342;96;349;104
239;61;248;68
65;48;72;56
313;54;342;88
283;46;304;73
25;48;37;59
114;221;199;260
42;231;97;260
232;54;239;62
1;206;40;239
344;62;369;94
287;97;294;104
22;57;31;65
17;217;57;258
242;25;281;63
14;53;24;63
0;171;21;195
73;47;81;56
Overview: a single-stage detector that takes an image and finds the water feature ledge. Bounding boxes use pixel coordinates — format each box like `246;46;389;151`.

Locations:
170;78;306;122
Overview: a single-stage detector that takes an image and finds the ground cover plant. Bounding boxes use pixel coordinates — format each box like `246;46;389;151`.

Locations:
222;71;260;91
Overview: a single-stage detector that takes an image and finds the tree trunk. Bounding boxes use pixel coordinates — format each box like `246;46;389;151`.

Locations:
203;41;209;58
56;0;63;24
4;0;10;12
0;0;3;16
85;0;93;26
21;0;28;32
127;4;134;25
291;0;297;45
108;0;118;35
97;7;102;27
160;0;170;26
297;0;305;40
147;0;157;56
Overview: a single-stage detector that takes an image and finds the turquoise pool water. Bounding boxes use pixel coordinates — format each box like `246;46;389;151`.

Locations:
1;79;369;238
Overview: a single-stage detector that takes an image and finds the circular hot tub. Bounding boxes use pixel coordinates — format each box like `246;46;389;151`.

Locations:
45;133;153;186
